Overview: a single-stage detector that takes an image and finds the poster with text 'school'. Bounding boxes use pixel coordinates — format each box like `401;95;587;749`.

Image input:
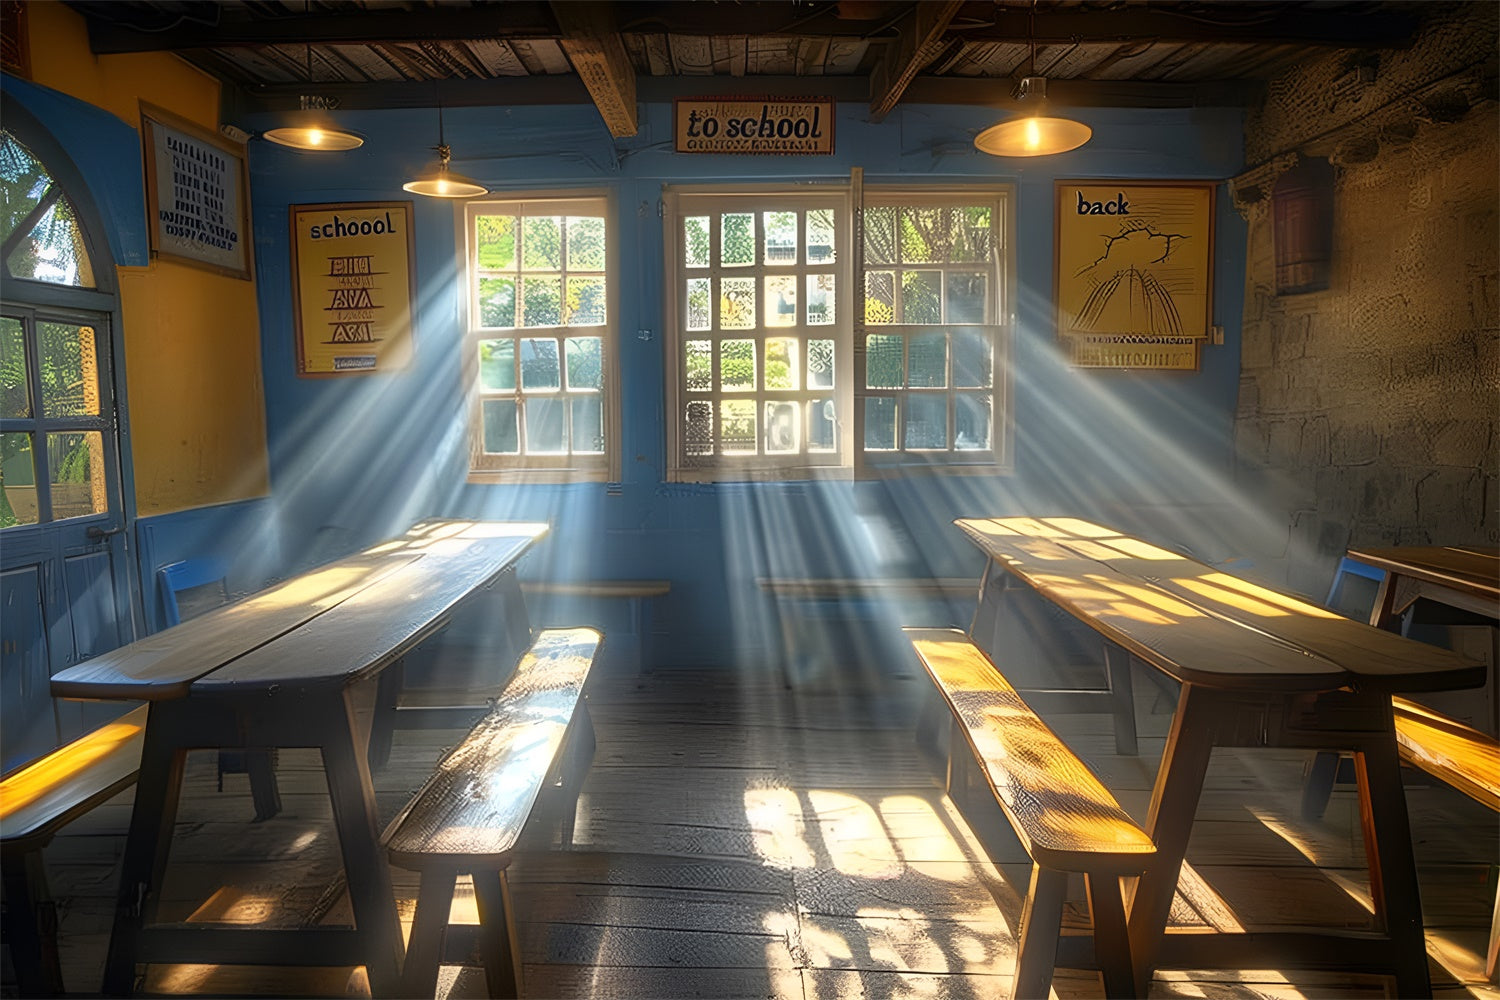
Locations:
290;202;416;376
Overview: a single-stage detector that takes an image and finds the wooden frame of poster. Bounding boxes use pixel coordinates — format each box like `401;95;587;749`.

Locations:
1054;180;1216;371
140;103;253;280
289;201;416;377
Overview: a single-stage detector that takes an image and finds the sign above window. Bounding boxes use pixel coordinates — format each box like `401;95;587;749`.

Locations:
674;97;835;155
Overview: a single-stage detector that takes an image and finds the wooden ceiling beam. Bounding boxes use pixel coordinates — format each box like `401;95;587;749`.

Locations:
551;2;638;137
868;0;963;121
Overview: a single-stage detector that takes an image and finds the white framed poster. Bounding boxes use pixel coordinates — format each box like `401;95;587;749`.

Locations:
140;103;252;279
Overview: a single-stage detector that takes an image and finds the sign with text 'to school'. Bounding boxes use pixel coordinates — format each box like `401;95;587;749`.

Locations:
675;97;834;155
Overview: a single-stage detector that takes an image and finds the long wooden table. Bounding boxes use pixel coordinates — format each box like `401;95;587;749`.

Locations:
1349;544;1499;631
955;516;1487;997
49;519;547;997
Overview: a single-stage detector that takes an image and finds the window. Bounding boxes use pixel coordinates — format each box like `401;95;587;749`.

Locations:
463;193;617;481
664;184;1010;481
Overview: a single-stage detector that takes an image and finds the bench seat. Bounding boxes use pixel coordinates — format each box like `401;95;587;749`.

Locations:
906;628;1154;999
522;579;668;675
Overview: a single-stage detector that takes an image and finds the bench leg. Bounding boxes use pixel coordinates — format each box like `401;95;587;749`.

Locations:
401;869;457;1000
246;750;282;822
1102;644;1138;757
2;848;65;998
1300;750;1341;821
1086;872;1136;999
1012;864;1066;1000
1487;874;1499;982
367;658;404;771
473;868;523;1000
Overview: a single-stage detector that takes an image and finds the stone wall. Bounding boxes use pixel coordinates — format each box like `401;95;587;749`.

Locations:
1232;5;1498;597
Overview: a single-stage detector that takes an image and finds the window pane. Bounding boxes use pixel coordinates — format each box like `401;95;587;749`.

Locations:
565;276;606;325
1;316;30;418
478;339;516;391
567;216;606;270
39;322;98;417
721;213;754;266
864;271;894;325
525;398;565;454
570;396;604;453
0;432;37;527
47;431;105;519
1;133;47;247
720;277;755;330
720;339;755;391
520;276;561;327
864;397;896;451
763;211;797;265
765;338;797;390
808;398;836;452
807;208;836;264
719;400;756;454
765;275;796;328
900;207;942;263
908;331;946;388
481;399;519;453
521;216;562;270
864;206;896;265
865;334;903;389
902;271;942;324
947;273;987;324
764;401;798;453
686;278;711;331
953;330;992;388
520;338;560;390
475;215;517;270
953;206;992;262
806;274;835;326
565;337;602;390
10;196;94;287
956;393;992;450
905;395;947;450
808;339;835;390
685;401;713;456
478;276;516;328
684;216;711;267
684;340;712;390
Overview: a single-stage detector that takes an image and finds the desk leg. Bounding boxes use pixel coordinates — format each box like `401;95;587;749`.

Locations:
968;559;1002;653
1126;682;1218;996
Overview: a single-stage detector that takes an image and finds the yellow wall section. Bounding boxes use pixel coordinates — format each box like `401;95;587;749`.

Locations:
24;2;271;516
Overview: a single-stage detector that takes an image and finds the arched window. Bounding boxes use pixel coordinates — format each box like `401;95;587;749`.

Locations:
2;130;97;288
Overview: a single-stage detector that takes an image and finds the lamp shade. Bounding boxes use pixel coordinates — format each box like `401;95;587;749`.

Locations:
402;146;487;198
974;115;1092;157
262;125;364;151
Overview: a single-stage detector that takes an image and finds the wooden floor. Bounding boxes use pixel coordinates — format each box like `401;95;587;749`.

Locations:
8;647;1500;999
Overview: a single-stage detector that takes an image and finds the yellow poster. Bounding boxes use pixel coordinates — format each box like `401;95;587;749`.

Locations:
290;202;415;375
1055;182;1215;357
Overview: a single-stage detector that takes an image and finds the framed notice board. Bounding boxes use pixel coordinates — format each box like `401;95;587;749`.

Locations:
289;202;416;376
141;104;252;279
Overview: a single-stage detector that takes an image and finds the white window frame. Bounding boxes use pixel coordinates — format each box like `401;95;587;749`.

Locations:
460;190;620;483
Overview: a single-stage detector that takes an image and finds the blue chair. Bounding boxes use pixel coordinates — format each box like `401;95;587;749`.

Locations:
1324;555;1388;621
156;559;281;822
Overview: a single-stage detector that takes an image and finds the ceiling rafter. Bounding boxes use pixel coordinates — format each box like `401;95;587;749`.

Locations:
552;2;638;137
868;0;964;120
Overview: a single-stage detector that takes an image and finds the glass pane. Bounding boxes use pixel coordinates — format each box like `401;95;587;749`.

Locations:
864;271;894;325
520;338;560;391
566;216;606;270
684;216;711;267
807;339;835;390
900;207;943;263
953;206;992;262
564;276;606;325
719;400;756;454
39;322;98;417
520;276;561;327
1;134;47;247
865;334;904;389
765;338;797;390
902;271;942;324
764;401;799;453
955;393;992;450
807;208;836;264
908;331;946;388
521;216;563;270
953;330;992;388
478;339;516;391
685;400;713;456
481;399;519;453
906;396;947;450
720;339;755;391
864;397;896;451
1;316;30;418
0;432;37;527
47;431;105;519
720;277;755;330
10;197;94;287
864;206;896;265
570;396;604;453
565;337;603;390
808;398;836;452
525;398;565;454
765;275;796;328
478;276;516;328
806;274;835;326
947;273;987;324
475;215;517;270
684;340;712;390
721;213;754;266
763;211;797;264
686;278;711;331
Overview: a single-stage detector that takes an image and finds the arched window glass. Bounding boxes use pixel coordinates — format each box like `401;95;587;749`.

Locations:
0;130;96;288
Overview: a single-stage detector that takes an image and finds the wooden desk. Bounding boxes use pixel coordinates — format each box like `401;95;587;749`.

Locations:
955;516;1486;996
49;519;547;997
1348;545;1499;630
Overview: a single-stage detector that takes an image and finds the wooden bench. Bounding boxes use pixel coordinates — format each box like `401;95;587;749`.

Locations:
522;579;668;674
905;628;1155;999
383;627;602;999
0;705;149;997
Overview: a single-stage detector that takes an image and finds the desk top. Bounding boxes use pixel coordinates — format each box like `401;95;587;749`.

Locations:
1346;545;1500;604
51;520;548;701
957;517;1485;694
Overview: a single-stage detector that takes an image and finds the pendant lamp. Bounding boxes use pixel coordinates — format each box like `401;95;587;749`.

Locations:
973;77;1092;157
262;39;363;151
403;102;488;199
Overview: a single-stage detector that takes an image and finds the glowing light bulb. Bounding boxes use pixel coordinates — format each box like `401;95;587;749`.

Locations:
1024;118;1041;151
436;178;450;195
306;128;324;146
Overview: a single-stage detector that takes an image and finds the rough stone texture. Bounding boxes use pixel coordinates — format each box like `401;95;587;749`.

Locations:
1233;4;1500;594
